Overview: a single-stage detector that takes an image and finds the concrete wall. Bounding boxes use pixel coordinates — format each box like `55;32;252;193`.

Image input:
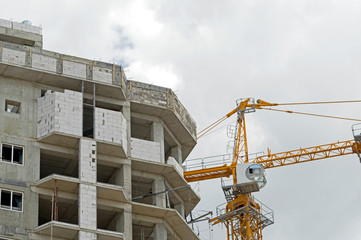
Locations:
93;66;112;84
37;90;82;138
0;19;11;28
79;139;97;184
0;42;126;88
130;138;161;162
63;60;87;79
0;77;40;239
0;19;41;35
95;108;127;149
127;81;197;139
12;22;41;35
32;53;57;72
167;157;184;175
79;184;97;230
78;139;97;239
79;231;97;240
2;48;26;66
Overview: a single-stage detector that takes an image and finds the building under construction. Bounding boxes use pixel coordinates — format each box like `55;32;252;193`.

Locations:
0;19;200;240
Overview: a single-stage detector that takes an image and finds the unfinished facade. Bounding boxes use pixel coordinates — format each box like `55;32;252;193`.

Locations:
0;19;199;240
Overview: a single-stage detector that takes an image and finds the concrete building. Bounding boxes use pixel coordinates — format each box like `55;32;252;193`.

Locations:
0;19;200;240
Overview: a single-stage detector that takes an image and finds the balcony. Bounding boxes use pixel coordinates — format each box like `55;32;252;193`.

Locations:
32;174;128;240
37;91;127;157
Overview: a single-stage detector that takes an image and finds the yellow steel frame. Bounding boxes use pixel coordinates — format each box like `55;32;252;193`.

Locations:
184;98;361;240
184;140;361;182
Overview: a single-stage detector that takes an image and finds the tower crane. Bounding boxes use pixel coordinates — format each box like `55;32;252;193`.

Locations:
183;98;361;240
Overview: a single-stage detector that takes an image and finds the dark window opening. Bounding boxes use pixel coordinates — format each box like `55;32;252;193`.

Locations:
41;89;47;97
1;190;11;209
5;100;21;114
13;146;23;164
83;105;94;138
12;192;22;211
2;144;12;162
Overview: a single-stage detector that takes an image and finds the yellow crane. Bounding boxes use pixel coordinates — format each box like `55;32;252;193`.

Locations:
183;98;361;240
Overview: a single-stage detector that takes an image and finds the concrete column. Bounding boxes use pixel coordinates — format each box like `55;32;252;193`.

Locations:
79;231;96;240
171;145;183;165
122;102;131;156
151;121;165;163
154;223;167;240
79;139;97;183
152;178;166;208
115;206;133;240
115;163;132;199
175;203;185;218
78;139;97;239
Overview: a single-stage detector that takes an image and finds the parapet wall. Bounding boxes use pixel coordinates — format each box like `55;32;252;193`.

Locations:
0;19;41;35
0;41;127;89
127;81;197;138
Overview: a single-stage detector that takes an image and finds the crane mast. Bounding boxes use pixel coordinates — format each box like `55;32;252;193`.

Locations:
184;98;361;240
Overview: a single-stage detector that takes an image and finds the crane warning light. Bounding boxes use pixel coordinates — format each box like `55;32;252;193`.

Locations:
235;163;267;193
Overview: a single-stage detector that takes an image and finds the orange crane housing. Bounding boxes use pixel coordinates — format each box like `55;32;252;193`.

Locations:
183;98;361;240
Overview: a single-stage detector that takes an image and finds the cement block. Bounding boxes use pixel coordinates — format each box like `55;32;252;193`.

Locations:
93;66;112;84
131;138;161;162
2;48;26;66
32;53;57;72
63;60;86;78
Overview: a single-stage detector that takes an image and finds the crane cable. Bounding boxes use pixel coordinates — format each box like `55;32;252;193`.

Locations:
259;107;361;122
274;99;361;106
197;99;361;139
197;115;228;139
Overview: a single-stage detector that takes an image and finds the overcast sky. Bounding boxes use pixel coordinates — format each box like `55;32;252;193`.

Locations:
2;1;361;239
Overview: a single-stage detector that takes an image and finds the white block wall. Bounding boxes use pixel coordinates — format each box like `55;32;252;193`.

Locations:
78;139;97;236
93;66;112;84
79;184;97;230
37;90;82;138
79;231;97;240
63;60;86;78
167;157;184;175
79;139;97;184
95;108;127;150
32;53;57;72
131;138;161;162
2;48;26;66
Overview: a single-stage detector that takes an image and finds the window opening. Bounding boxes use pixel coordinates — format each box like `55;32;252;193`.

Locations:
1;144;12;162
13;146;23;164
12;192;22;211
5;100;20;114
1;144;24;165
0;190;11;209
0;189;23;212
82;81;95;138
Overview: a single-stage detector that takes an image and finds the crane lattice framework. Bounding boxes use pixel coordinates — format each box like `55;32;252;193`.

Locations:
184;98;361;240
